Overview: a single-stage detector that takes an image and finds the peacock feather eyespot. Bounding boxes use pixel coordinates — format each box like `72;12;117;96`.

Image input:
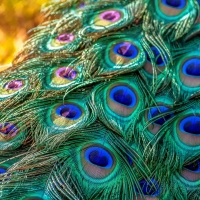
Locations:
179;116;200;136
47;33;75;50
46;64;81;89
107;84;138;117
81;144;116;179
182;58;200;77
56;67;77;80
161;0;186;9
184;159;200;173
4;80;23;90
0;78;26;98
91;9;123;28
56;33;75;43
155;0;188;19
0;166;7;174
175;53;200;96
0;122;18;141
48;100;87;132
110;85;137;108
113;42;138;59
148;106;173;126
100;38;145;73
136;179;160;197
175;113;200;147
108;40;140;67
84;146;113;169
100;10;121;23
55;104;82;120
181;159;200;182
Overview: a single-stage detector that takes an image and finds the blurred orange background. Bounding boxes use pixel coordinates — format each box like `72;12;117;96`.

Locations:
0;0;48;66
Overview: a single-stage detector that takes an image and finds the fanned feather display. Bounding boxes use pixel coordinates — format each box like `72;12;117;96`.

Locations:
0;0;200;199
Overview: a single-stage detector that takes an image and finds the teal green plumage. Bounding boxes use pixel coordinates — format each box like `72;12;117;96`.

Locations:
0;0;200;199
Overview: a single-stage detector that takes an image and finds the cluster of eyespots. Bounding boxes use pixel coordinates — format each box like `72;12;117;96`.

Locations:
110;85;137;107
56;67;77;80
56;104;82;120
0;123;18;137
182;58;200;77
179;116;200;136
184;159;200;173
146;47;165;66
148;106;173;126
136;179;160;197
84;146;113;168
4;80;23;90
161;0;186;9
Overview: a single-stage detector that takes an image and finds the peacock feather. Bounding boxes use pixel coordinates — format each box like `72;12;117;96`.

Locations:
0;0;200;199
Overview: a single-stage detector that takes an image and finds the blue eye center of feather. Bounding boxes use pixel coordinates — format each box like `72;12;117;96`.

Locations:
182;58;200;77
56;104;82;120
148;106;173;125
113;42;138;59
85;146;113;168
89;151;108;167
0;123;18;136
162;0;186;9
56;67;77;80
146;47;165;66
110;85;137;107
136;179;160;196
180;116;200;135
0;167;7;174
184;160;200;172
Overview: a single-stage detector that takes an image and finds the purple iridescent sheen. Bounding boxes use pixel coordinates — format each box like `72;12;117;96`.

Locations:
56;67;77;80
56;33;74;43
4;80;23;90
0;123;18;137
100;10;121;22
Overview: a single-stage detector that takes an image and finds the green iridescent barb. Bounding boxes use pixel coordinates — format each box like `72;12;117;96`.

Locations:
0;0;200;199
